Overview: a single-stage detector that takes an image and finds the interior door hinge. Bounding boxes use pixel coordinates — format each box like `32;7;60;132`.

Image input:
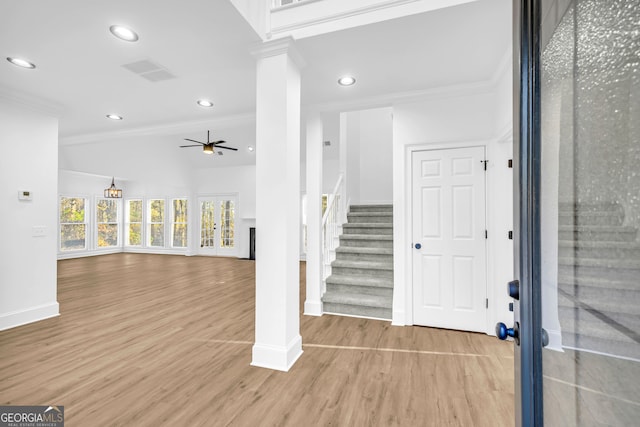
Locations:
508;159;513;168
481;159;489;170
486;298;489;309
485;230;488;239
508;230;513;240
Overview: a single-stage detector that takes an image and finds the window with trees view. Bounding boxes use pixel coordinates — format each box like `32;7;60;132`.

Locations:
148;199;165;247
60;197;87;251
126;199;142;246
172;199;188;248
96;199;119;247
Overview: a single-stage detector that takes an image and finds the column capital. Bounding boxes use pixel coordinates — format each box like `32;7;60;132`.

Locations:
250;36;306;69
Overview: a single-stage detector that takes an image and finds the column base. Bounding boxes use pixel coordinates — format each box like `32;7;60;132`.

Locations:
251;335;303;372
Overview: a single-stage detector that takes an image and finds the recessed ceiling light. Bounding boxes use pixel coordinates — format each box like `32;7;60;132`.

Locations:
6;57;36;69
197;99;214;108
338;76;356;86
247;146;254;152
109;25;139;42
106;114;123;120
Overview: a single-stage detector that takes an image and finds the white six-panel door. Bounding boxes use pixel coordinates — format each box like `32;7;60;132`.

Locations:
412;146;487;332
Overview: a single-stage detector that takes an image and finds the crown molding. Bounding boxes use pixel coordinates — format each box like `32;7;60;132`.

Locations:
59;112;256;146
306;78;496;115
249;36;306;69
0;83;65;118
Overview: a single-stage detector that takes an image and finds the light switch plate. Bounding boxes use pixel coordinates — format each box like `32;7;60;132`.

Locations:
18;190;33;201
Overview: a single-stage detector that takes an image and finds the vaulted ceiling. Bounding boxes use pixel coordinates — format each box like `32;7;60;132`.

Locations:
1;0;510;167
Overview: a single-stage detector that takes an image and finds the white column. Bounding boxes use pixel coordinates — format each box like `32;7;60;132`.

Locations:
304;112;323;316
251;37;305;371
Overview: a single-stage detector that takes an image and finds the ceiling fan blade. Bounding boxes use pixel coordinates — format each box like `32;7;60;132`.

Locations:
216;145;238;151
213;140;227;145
179;144;202;148
184;138;205;145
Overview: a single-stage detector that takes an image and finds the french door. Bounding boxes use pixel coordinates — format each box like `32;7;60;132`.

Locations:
509;0;640;425
198;195;237;256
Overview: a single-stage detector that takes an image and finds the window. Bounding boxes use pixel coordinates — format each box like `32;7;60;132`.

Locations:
126;199;142;246
96;199;119;247
148;199;165;247
60;197;87;251
171;199;188;248
219;200;235;248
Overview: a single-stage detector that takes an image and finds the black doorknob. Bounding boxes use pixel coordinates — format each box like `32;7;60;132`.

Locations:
508;280;520;300
414;243;421;249
495;322;520;345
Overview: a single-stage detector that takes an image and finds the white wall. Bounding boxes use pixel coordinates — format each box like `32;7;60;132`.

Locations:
359;107;393;204
344;111;361;204
391;87;514;335
342;107;393;205
59;135;192;196
0;99;59;330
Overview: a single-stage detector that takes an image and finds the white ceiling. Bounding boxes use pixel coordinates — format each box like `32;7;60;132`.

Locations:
1;0;511;168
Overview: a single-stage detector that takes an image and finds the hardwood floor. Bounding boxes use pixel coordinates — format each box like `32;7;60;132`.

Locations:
0;254;514;426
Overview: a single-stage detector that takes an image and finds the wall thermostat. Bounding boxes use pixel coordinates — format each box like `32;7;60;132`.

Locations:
18;190;33;201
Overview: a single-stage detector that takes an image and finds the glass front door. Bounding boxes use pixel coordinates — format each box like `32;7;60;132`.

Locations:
540;0;640;425
512;0;640;425
198;196;237;256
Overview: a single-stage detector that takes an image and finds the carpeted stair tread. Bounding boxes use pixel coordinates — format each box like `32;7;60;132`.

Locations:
558;256;640;269
558;275;638;291
558;240;640;249
349;204;394;212
322;291;393;309
560;333;640;360
343;223;393;229
336;247;393;255
558;306;640;339
557;289;640;316
326;274;393;288
558;225;637;233
340;234;393;241
331;259;394;271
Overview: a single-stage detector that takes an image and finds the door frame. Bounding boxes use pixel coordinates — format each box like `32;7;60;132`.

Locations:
195;193;240;257
398;140;506;334
513;0;544;425
410;144;489;332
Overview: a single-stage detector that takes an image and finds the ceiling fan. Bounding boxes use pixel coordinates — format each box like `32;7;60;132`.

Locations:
180;130;238;155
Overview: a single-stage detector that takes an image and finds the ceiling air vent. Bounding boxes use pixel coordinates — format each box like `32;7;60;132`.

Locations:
122;59;176;82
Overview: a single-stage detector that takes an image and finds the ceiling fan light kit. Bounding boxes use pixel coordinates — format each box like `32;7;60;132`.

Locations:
179;130;238;156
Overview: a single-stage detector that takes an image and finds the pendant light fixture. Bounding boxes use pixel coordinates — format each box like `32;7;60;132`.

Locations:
104;177;122;198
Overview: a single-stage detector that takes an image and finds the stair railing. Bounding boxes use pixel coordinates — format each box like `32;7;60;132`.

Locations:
322;174;345;288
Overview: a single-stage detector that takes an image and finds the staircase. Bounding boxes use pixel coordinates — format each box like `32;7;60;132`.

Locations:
557;202;640;360
322;205;393;320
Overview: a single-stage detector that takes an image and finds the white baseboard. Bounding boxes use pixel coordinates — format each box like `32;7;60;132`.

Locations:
391;309;407;326
303;299;323;316
546;328;563;352
57;248;121;260
251;335;303;372
0;302;59;331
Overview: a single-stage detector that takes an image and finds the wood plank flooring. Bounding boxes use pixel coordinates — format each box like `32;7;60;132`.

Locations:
0;253;514;426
